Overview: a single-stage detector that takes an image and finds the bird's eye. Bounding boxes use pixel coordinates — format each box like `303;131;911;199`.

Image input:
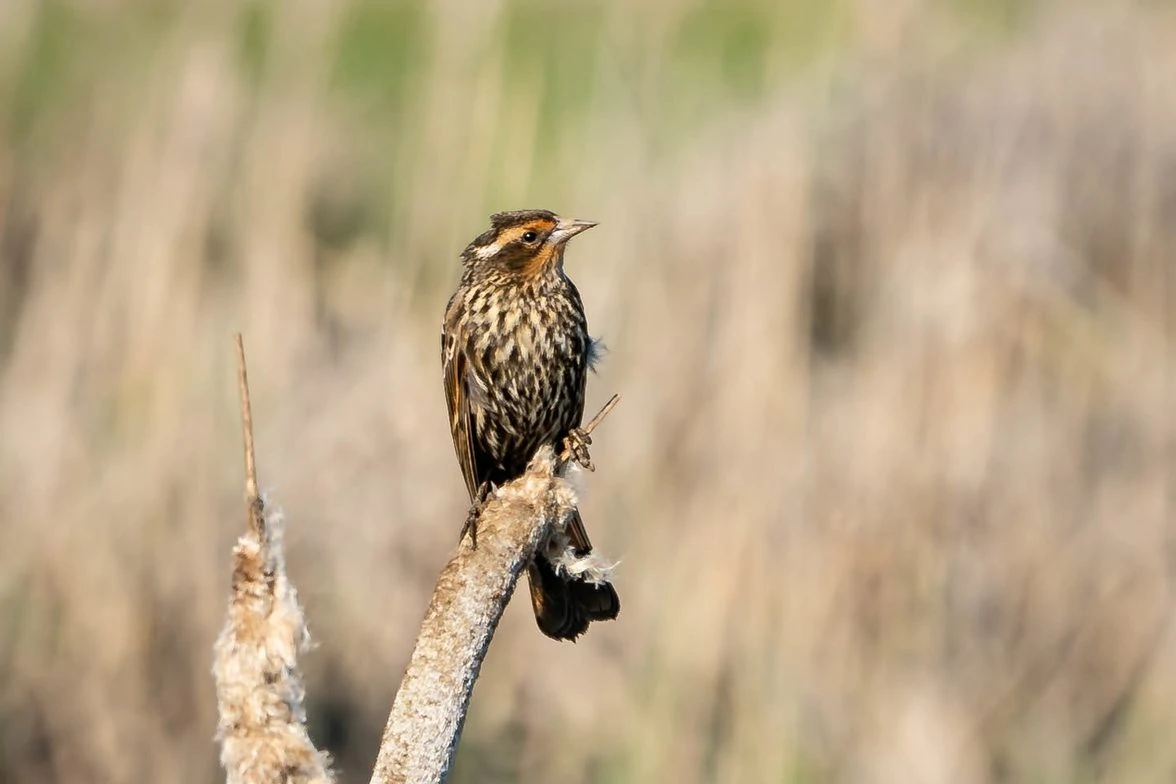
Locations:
521;230;538;243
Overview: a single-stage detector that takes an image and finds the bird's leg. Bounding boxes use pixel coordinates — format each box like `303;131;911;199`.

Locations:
460;481;494;548
561;428;595;472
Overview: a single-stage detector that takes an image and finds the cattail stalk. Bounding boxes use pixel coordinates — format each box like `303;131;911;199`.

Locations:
367;446;578;784
368;396;618;784
213;335;334;784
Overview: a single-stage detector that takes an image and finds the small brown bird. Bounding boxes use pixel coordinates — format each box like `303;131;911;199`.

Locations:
441;209;620;641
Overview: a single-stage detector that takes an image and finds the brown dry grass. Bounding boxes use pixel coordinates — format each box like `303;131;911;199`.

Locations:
1;1;1174;782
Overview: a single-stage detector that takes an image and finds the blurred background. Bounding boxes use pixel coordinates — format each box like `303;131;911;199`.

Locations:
0;0;1173;781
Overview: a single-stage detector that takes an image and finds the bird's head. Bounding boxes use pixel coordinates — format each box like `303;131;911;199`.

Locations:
460;209;597;278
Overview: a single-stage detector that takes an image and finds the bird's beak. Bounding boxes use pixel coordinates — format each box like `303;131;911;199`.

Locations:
550;217;598;245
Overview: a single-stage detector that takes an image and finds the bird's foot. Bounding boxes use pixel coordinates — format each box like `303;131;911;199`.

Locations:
561;427;595;472
460;482;494;548
460;506;480;549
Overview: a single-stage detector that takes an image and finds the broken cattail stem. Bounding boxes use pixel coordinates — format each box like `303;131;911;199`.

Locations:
370;397;620;784
234;333;263;538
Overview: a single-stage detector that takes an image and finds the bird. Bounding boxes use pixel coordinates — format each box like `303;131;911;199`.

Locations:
440;209;620;641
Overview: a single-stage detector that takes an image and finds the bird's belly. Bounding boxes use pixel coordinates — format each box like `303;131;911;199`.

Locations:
472;329;583;474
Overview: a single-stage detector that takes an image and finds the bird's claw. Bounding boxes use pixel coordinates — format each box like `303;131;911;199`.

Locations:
562;427;595;471
460;506;480;549
461;482;494;548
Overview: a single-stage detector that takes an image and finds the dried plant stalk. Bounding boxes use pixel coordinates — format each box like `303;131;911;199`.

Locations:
213;335;334;784
369;396;619;784
368;446;577;784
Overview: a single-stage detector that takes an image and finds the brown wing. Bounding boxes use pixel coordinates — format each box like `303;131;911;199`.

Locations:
442;307;481;502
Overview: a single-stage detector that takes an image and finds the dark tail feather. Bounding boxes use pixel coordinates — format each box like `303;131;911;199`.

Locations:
526;553;620;641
